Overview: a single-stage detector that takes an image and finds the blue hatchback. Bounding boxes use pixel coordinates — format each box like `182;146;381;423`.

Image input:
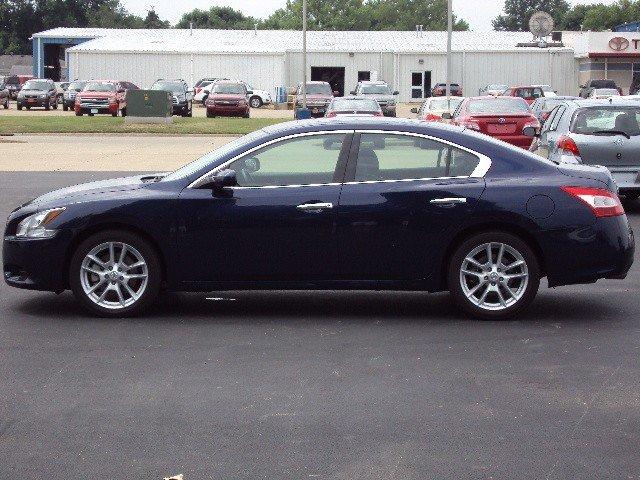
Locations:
3;118;635;318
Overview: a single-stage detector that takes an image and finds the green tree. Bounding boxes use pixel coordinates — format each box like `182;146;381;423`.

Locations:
263;0;369;30
143;8;170;29
559;4;596;30
365;0;468;31
493;0;570;31
176;6;258;29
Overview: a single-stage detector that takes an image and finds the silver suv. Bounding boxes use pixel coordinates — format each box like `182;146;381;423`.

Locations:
350;81;399;117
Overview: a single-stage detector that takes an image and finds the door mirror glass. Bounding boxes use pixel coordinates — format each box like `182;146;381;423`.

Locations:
523;126;538;137
441;112;452;119
246;90;253;95
393;91;400;95
209;169;237;189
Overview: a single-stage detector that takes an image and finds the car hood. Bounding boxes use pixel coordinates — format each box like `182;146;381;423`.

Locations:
209;94;244;101
77;91;115;99
361;94;395;102
26;173;167;207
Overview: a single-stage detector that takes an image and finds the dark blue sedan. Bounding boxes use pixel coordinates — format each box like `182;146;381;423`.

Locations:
3;118;635;319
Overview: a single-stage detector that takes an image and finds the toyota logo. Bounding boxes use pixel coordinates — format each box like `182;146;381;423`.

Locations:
609;37;630;51
498;117;506;124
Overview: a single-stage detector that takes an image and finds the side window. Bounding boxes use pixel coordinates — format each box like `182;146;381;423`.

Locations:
228;133;346;187
548;105;566;131
355;133;480;182
542;106;559;132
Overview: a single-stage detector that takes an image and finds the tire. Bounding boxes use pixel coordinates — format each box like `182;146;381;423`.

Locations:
249;96;263;108
121;108;126;117
63;104;68;111
243;110;250;118
26;106;30;110
206;110;214;118
3;99;8;109
69;230;162;318
17;104;22;111
75;111;82;116
447;231;540;320
45;102;50;111
111;111;117;117
52;101;58;110
624;193;639;202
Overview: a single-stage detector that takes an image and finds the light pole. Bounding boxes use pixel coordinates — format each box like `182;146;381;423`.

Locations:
302;0;308;109
446;0;452;109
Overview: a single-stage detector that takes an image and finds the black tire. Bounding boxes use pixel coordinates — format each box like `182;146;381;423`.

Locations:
26;106;30;110
249;96;263;108
63;104;68;111
45;102;50;111
17;103;22;110
3;99;8;109
121;108;126;117
75;110;83;116
69;230;162;318
447;231;540;320
206;110;214;118
243;110;250;118
88;113;94;116
111;111;117;117
52;101;58;110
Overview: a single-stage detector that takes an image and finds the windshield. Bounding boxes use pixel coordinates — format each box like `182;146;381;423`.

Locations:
331;98;380;111
212;83;245;95
304;83;332;95
571;106;640;137
429;97;463;110
468;98;530;115
538;85;553;92
68;81;86;91
592;89;619;96
151;82;184;93
487;84;507;91
163;130;268;181
83;82;116;92
361;85;391;95
22;80;51;90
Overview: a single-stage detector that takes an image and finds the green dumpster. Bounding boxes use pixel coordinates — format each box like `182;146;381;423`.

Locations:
125;90;172;122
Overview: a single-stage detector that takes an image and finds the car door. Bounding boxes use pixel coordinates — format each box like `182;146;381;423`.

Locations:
177;131;352;283
536;104;568;159
336;131;488;281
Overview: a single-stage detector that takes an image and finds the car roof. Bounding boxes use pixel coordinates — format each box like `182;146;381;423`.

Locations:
359;81;388;85
569;98;639;107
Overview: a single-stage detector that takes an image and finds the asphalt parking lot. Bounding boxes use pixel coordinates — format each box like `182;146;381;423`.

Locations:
1;169;639;479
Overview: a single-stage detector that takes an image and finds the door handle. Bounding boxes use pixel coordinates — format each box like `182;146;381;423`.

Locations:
430;197;467;205
296;202;333;212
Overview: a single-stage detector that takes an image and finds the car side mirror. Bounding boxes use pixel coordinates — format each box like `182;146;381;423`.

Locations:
523;126;538;138
393;91;399;95
246;90;253;95
208;169;237;190
441;112;452;120
333;90;339;96
410;107;418;114
350;90;356;95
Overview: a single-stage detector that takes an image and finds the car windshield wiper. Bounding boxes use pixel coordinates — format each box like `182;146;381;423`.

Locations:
592;129;631;139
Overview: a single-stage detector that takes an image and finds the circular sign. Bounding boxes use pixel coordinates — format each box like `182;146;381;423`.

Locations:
529;11;554;38
609;37;630;51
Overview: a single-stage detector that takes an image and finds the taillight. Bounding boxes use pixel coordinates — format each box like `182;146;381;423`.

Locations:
523;119;540;134
541;111;550;122
557;135;580;156
463;121;481;131
424;113;441;121
561;186;625;218
326;111;336;117
373;111;383;116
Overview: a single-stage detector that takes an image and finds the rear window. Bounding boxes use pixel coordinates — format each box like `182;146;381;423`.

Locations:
592;89;619;96
212;83;245;95
151;81;184;93
361;85;391;95
429;97;463;110
467;98;530;115
571;106;640;137
332;98;380;111
304;83;332;95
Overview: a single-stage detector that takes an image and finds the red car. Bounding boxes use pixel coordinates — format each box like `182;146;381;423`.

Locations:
449;96;540;149
205;81;250;118
74;80;138;117
503;86;545;105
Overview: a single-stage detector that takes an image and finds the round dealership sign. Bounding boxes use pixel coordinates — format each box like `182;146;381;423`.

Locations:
609;36;630;51
529;11;554;38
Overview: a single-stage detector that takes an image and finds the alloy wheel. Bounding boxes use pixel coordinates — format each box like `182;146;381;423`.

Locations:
79;241;148;310
459;242;529;311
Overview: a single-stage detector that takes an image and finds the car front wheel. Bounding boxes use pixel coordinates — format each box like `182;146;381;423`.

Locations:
69;231;161;317
448;232;540;320
250;96;263;108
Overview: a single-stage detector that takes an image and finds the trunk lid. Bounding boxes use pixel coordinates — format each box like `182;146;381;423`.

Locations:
472;114;532;135
572;133;640;168
557;163;617;192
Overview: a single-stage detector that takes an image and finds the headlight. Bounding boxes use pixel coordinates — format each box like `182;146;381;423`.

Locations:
15;208;65;238
39;93;47;99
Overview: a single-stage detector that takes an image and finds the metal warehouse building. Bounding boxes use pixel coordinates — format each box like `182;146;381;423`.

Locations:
32;27;578;101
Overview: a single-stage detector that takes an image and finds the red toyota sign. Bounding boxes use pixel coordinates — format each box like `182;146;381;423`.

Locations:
609;36;630;51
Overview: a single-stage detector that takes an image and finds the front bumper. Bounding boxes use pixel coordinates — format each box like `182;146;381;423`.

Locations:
18;98;49;108
172;101;189;114
3;232;71;292
75;103;118;115
206;104;249;116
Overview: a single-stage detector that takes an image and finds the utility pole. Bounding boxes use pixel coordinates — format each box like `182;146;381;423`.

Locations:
302;0;308;109
446;0;452;109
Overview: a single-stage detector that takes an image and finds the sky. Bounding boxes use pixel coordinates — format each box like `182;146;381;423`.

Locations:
121;0;619;31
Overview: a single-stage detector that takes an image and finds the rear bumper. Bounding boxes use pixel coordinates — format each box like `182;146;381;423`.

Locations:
496;134;534;149
3;232;71;292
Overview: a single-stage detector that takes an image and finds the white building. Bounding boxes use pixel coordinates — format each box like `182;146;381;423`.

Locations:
32;27;581;101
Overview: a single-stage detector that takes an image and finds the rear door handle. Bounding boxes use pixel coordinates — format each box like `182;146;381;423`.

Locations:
296;202;334;212
430;197;467;205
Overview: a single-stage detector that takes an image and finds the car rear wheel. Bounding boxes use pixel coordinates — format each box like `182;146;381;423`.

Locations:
52;101;58;110
250;96;263;108
3;99;8;109
63;104;68;111
45;102;50;111
69;231;161;317
17;103;22;110
206;110;215;118
448;232;540;320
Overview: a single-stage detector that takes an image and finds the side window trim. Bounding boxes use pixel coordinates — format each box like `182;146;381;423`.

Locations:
188;130;355;189
343;130;491;185
549;105;566;131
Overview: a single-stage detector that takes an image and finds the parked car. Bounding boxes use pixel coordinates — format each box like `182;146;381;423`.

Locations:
243;83;272;108
530;96;579;123
193;78;230;104
3;118;633;319
579;79;623;98
75;80;138;117
588;88;621;99
431;83;463;96
449;96;540;149
3;74;32;99
478;84;508;96
54;81;69;104
16;79;57;110
325;96;383;117
533;84;557;97
412;96;465;122
0;81;9;109
205;81;250;118
194;78;219;95
294;81;336;117
529;99;640;200
503;86;545;105
350;81;399;116
150;79;193;117
62;80;87;111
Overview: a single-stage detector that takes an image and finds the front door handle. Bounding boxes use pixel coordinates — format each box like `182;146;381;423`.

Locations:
296;202;334;212
430;197;467;206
